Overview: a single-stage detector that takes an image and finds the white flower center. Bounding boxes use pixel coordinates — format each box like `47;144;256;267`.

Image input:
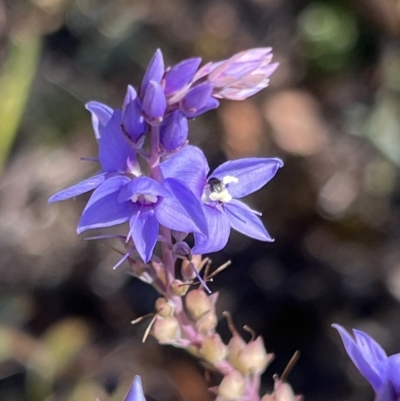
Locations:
202;175;238;204
131;193;158;205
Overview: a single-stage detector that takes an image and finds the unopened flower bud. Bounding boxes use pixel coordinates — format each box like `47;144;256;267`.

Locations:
236;336;271;376
201;334;227;365
186;289;212;320
155;298;174;317
261;379;301;401
170;280;188;296
218;370;245;400
197;311;217;334
153;316;181;343
227;335;246;369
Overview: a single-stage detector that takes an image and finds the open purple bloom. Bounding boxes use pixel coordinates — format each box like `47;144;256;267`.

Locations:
124;376;146;401
333;324;400;401
161;146;283;254
77;175;207;262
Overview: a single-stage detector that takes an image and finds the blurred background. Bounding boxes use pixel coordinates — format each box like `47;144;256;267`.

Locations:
1;0;400;400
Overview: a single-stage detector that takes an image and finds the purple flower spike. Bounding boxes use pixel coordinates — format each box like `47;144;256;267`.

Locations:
160;111;188;152
164;57;202;96
141;49;165;95
332;324;400;401
142;81;167;124
124;376;146;401
161;145;282;254
207;48;279;101
180;82;214;118
122;86;146;145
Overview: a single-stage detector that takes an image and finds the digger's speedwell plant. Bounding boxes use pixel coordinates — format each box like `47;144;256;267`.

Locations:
50;48;303;401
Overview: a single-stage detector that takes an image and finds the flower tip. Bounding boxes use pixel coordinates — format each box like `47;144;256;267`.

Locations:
124;375;146;401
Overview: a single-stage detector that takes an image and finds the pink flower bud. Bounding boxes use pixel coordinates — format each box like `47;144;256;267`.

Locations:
227;335;246;369
261;379;302;401
231;336;273;376
155;298;174;317
201;334;227;365
170;279;188;296
218;370;245;400
186;289;212;320
153;316;181;343
207;48;279;101
197;311;218;335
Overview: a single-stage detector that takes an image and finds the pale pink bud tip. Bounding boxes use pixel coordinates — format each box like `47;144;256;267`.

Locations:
207;47;278;101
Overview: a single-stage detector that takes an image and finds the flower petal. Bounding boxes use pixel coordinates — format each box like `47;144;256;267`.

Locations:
130;208;159;262
224;199;273;241
85;101;113;139
180;82;213;117
211;157;283;199
164;58;202;95
124;376;147;401
78;191;135;234
386;354;400;395
141;49;165;95
98;110;136;173
192;205;230;254
160;111;188;152
332;324;384;392
118;176;170;202
353;329;388;367
160;145;209;197
142;81;167;123
155;178;208;235
375;381;397;401
122;86;145;143
48;173;106;203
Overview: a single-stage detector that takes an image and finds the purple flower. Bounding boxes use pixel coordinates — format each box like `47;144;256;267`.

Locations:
161;146;283;254
124;376;146;401
77;175;208;262
332;324;400;401
49;108;140;203
160;110;188;152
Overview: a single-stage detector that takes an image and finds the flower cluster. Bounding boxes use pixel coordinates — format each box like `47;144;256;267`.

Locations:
49;48;281;264
48;48;302;401
333;324;400;401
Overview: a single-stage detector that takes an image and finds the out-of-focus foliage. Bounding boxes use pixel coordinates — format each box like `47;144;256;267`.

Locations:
1;0;400;400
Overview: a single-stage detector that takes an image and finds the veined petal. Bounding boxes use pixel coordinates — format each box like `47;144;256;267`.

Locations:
332;324;384;392
99;110;136;173
130;209;159;263
164;58;202;95
386;354;400;395
155;178;208;235
140;49;165;95
84;176;130;209
211;157;283;199
48;173;106;203
160;145;209;197
375;381;397;401
124;376;146;401
85;101;113;140
353;329;388;367
118;176;170;202
224;199;273;242
192;205;230;254
77;190;135;234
